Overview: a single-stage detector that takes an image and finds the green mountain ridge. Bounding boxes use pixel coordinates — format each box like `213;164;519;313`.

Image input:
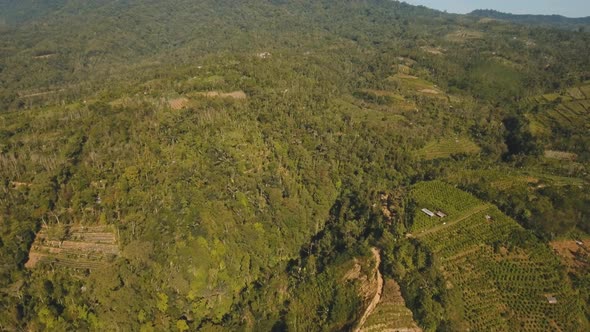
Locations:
470;9;590;30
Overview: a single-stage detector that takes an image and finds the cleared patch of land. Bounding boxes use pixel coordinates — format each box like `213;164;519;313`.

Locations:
417;137;480;160
418;88;440;95
550;239;589;271
168;97;189;110
420;46;444;55
491;175;539;190
445;29;484;43
544;150;577;161
387;74;445;100
192;90;247;99
9;181;32;189
26;225;119;270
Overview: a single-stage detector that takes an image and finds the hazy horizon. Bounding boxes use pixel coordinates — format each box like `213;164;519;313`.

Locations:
404;0;590;18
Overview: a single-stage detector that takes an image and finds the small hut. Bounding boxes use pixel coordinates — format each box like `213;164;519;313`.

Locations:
421;208;435;217
436;211;447;218
546;296;557;304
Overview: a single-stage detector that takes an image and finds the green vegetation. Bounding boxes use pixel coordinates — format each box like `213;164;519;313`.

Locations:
470;9;590;31
417;137;481;160
391;182;587;331
360;279;421;331
524;83;590;158
0;0;589;330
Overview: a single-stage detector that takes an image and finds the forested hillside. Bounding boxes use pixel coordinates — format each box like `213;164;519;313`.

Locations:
0;1;588;331
470;9;590;31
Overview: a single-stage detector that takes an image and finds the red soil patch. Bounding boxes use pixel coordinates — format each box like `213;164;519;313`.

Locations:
550;239;589;270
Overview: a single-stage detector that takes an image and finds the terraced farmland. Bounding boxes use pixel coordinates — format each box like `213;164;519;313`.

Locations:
410;181;586;331
527;83;590;152
359;279;422;332
26;225;119;270
387;73;446;99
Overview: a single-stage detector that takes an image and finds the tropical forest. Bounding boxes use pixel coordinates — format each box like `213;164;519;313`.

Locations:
0;0;589;331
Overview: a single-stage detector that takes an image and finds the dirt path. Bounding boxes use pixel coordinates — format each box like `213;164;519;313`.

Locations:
416;204;489;238
354;248;383;332
19;89;64;98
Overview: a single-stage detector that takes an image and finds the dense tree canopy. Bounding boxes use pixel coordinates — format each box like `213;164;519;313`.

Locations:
0;0;588;330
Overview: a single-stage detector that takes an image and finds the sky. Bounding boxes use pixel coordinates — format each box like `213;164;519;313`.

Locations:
403;0;590;18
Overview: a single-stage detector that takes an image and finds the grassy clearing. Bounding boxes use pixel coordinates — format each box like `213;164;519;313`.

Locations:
445;29;484;43
491;175;539;190
420;46;444;55
579;84;590;98
526;116;551;136
409;182;585;331
544;150;577;161
354;89;417;111
358;89;406;101
469;60;523;100
417;137;480;160
534;173;586;187
388;74;442;93
566;87;586;100
542;93;562;102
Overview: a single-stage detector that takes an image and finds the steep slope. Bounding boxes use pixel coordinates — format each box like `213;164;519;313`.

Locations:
406;182;587;331
359;279;422;332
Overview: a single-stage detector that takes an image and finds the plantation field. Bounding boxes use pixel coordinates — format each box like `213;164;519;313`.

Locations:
444;167;586;192
416;137;480;160
410;181;482;233
410;182;586;331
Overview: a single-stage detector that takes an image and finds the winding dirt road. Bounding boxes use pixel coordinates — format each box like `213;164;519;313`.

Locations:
354;248;383;332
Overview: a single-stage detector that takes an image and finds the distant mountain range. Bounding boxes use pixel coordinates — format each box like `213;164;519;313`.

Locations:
470;9;590;30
